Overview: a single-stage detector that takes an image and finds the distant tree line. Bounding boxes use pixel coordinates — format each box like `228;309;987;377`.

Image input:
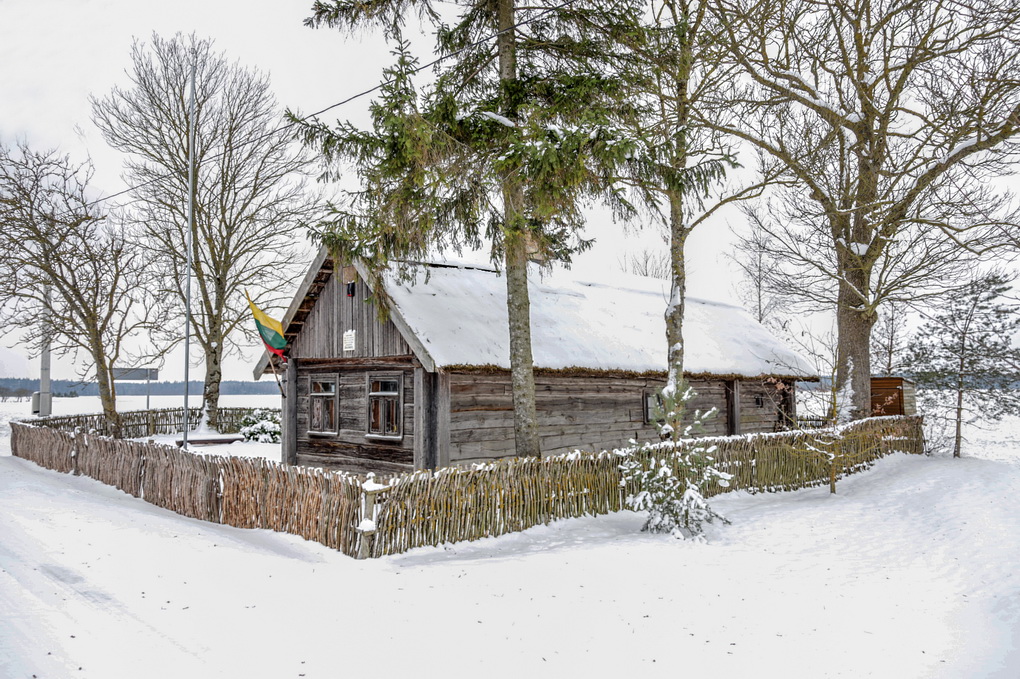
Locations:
0;378;278;398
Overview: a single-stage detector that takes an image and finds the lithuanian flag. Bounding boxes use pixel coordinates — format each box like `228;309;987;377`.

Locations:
246;291;286;359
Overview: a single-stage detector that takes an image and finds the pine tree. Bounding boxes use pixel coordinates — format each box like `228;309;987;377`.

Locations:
296;1;641;458
620;380;731;539
904;273;1020;458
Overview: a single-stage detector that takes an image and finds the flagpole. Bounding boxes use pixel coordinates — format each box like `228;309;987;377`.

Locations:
268;356;286;398
182;50;197;450
246;288;287;398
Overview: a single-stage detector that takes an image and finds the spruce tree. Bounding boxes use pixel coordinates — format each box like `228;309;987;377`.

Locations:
904;273;1020;458
297;0;640;458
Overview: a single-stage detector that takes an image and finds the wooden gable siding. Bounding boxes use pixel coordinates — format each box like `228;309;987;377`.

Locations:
290;269;412;360
293;359;416;475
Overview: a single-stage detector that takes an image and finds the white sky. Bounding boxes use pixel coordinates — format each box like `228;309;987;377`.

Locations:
0;0;745;382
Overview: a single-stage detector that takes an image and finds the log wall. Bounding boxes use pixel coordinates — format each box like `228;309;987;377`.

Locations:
294;358;416;475
446;373;795;465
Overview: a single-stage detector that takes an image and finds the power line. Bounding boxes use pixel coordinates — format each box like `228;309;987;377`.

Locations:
85;0;582;210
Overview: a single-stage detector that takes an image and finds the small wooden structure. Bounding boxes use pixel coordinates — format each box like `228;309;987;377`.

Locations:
870;376;917;416
255;249;819;474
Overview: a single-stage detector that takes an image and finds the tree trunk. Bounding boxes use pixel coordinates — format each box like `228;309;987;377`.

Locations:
835;250;874;420
665;1;692;393
666;199;688;391
954;358;966;458
92;351;122;438
203;341;222;431
495;0;540;458
504;235;540;457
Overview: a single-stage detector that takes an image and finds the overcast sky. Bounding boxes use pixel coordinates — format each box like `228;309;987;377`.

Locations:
0;0;745;382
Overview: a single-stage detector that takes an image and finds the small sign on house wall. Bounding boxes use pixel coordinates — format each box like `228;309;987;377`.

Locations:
343;329;356;352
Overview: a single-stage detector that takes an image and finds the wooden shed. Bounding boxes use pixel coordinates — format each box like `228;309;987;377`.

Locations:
255;249;819;474
871;376;917;416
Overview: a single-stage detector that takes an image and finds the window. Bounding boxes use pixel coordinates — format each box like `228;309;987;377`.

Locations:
309;377;337;434
643;390;663;425
367;374;403;439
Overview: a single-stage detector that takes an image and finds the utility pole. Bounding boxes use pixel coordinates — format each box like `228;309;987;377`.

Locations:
38;284;52;417
181;51;197;450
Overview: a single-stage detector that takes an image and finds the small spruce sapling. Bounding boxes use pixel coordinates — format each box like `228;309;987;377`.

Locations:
620;380;732;540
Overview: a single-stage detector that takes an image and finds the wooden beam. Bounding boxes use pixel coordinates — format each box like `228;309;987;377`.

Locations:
726;379;742;436
282;359;298;465
436;370;451;468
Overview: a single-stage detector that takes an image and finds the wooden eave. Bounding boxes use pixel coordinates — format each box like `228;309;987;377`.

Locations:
254;247;332;379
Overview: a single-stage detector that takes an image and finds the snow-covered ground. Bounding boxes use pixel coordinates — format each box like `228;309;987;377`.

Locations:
2;398;1019;677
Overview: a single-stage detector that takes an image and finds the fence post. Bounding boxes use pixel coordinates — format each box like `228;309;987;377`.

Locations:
72;428;82;477
357;475;388;559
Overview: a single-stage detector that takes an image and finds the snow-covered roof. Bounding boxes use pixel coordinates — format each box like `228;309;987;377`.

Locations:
379;261;817;379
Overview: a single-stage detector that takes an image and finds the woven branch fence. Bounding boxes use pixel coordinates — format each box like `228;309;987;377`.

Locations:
31;406;274;439
10;420;365;556
10;414;922;559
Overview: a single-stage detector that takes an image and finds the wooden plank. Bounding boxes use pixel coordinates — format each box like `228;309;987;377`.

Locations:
413;368;425;470
727;380;741;436
353;260;436;372
283;359;298;465
296;451;412;475
437;370;451;468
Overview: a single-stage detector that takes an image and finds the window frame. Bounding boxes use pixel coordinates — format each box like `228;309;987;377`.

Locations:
642;389;663;425
308;375;339;436
365;372;404;441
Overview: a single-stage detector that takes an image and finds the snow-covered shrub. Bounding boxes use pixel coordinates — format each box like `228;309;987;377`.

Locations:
620;381;731;540
239;409;281;443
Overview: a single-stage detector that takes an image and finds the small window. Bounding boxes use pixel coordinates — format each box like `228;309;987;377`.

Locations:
754;395;766;408
643;390;663;425
309;377;337;434
367;374;403;439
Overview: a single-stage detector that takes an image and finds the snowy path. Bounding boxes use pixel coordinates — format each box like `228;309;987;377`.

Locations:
2;447;1019;677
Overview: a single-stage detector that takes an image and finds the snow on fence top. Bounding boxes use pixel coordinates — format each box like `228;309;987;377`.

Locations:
383;262;818;379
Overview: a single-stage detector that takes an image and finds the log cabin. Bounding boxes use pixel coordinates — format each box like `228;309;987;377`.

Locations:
254;249;818;475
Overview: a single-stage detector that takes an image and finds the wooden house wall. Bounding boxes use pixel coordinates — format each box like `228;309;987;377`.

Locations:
871;377;917;416
738;380;794;432
290;271;412;360
293;359;416;474
445;374;797;466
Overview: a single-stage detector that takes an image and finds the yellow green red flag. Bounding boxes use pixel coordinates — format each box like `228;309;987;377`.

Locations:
246;291;286;359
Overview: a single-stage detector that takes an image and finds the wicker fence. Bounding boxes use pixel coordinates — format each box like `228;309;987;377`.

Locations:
10;413;922;559
11;421;365;556
31;406;273;439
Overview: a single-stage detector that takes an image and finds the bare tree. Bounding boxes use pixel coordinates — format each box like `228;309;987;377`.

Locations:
727;212;789;326
712;0;1020;418
91;33;313;427
619;247;671;279
0;141;154;435
870;301;909;376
